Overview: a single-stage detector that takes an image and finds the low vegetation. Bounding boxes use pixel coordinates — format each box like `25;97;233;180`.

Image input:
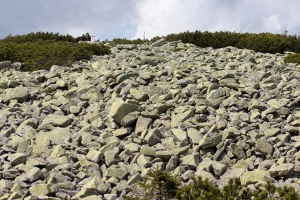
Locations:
0;32;110;71
1;30;300;71
123;168;300;200
284;53;300;64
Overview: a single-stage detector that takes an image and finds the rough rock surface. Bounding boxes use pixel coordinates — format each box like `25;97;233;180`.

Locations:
1;38;300;199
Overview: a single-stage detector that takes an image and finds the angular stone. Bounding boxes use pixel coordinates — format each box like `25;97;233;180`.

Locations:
72;176;109;198
77;85;102;104
82;195;103;200
135;116;152;135
41;114;71;127
4;86;28;102
86;150;104;163
156;151;173;161
194;170;217;183
144;129;162;146
79;159;102;178
264;128;281;138
137;154;152;168
258;160;276;170
125;142;140;153
268;163;294;177
104;147;120;166
211;161;227;176
49;145;65;158
0;179;12;191
106;166;128;179
256;137;273;155
233;159;250;169
112;128;132;137
267;98;290;109
171;128;189;145
140;145;156;157
181;153;200;169
187;128;202;144
230;143;246;159
70;105;83;114
25;167;43;182
8;153;27;165
29;184;58;196
166;156;179;171
171;110;194;128
127;173;142;185
130;88;148;101
109;98;141;125
218;167;246;186
240;170;271;185
120;112;139;126
199;133;222;148
171;145;190;156
36;128;72;146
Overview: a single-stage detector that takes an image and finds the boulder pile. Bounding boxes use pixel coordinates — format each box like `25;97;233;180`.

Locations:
1;38;300;199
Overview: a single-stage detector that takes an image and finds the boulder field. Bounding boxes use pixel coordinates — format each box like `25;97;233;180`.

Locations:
1;38;300;199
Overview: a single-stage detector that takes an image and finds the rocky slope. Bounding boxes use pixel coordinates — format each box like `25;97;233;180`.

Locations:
0;38;300;199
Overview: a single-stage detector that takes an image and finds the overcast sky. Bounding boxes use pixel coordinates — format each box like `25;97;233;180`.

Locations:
1;0;300;41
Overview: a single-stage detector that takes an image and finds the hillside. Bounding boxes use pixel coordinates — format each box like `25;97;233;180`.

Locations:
1;38;300;199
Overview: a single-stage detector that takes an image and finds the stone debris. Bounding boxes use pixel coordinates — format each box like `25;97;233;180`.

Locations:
0;38;300;199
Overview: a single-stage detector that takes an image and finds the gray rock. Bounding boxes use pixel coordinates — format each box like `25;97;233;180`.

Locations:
143;129;162;146
8;153;27;165
240;170;271;185
41;114;71;127
135;116;152;135
256;137;273;155
109;98;141;125
72;176;109;198
268;163;294;177
181;153;200;169
29;183;58;196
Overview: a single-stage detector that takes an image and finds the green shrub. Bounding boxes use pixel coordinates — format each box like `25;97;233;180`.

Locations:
284;53;300;64
111;31;300;55
0;32;110;72
124;169;300;200
112;38;148;45
123;168;180;200
1;31;91;43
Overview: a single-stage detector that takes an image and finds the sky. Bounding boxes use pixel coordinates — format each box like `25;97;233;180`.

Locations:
1;0;300;41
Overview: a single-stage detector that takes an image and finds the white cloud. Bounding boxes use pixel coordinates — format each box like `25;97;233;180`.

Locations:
133;0;300;39
1;0;300;40
263;15;281;33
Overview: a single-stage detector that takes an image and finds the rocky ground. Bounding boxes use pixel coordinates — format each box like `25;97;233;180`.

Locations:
0;38;300;199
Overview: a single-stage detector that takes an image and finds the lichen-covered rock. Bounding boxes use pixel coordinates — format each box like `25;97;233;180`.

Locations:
41;114;71;127
3;86;29;102
268;163;294;177
72;176;109;199
29;184;58;196
8;153;27;165
109;98;141;125
240;170;271;185
143;129;162;145
106;166;128;179
180;153;200;169
25;167;43;182
135;116;152;135
256;137;273;155
199;133;223;148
